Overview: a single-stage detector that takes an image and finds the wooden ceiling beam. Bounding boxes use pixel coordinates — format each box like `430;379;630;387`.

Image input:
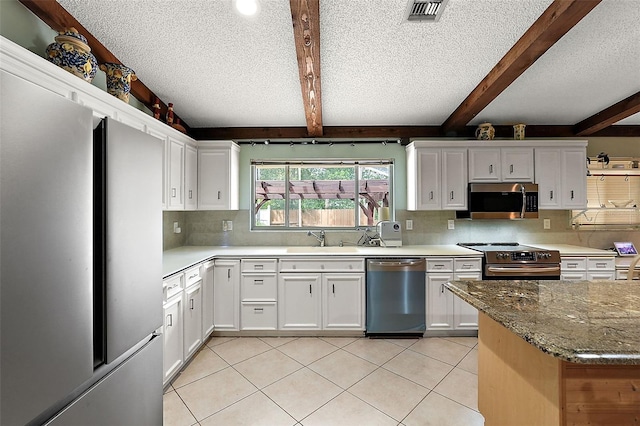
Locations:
290;0;323;137
441;0;602;134
574;91;640;136
191;124;640;141
18;0;191;133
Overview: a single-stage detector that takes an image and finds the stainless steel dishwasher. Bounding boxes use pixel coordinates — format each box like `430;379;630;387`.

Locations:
366;258;426;337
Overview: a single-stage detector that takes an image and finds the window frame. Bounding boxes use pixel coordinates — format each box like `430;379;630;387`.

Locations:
250;159;395;231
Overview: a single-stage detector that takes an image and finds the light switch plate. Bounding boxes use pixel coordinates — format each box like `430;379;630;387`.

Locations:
405;219;413;230
448;220;455;230
543;219;551;229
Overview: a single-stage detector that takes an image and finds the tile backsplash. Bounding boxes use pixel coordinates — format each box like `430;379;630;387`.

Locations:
164;210;639;251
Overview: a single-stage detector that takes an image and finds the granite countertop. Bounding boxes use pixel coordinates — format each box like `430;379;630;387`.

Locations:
446;279;640;365
163;244;482;277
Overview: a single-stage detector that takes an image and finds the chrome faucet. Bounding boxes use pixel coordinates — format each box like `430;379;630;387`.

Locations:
307;230;325;247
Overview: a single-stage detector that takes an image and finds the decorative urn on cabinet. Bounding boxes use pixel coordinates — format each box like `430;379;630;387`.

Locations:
45;27;98;83
99;62;137;103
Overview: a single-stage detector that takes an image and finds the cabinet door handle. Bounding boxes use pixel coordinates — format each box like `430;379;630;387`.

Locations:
188;189;193;199
571;190;575;199
489;164;493;174
167;313;173;327
440;283;444;294
309;284;312;294
254;279;264;285
332;284;335;294
172;188;176;197
190;298;194;310
450;191;454;200
217;190;221;200
567;263;578;268
254;307;264;313
228;268;231;279
510;164;514;174
550;190;553;200
254;264;264;270
596;262;607;268
429;191;434;200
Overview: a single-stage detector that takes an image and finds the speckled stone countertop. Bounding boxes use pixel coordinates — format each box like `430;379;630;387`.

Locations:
445;280;640;365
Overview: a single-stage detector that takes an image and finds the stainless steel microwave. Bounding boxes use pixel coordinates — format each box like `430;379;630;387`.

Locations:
456;183;539;219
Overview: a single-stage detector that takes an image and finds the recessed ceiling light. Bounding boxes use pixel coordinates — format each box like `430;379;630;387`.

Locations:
234;0;259;16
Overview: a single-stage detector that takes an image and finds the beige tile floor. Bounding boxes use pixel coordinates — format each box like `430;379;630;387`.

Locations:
164;336;484;426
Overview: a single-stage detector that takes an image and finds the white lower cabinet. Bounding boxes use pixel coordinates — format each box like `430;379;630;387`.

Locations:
278;258;365;331
241;259;278;330
426;272;454;330
162;274;184;386
426;258;481;333
183;281;202;360
213;259;240;330
561;256;615;281
278;273;322;330
322;273;365;330
201;261;215;339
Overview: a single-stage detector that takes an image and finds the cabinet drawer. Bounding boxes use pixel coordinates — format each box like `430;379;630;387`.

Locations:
241;302;277;330
241;258;278;273
241;274;277;300
587;257;615;271
163;274;184;301
279;258;364;272
561;257;587;272
184;265;202;287
427;258;454;272
454;258;482;272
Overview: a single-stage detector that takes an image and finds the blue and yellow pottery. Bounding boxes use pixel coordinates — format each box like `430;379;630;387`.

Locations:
99;63;137;104
46;28;97;83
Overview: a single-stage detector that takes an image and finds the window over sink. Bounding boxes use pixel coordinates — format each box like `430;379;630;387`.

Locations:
251;159;394;230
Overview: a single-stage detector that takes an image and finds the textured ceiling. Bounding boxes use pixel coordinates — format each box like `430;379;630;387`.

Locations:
56;0;640;129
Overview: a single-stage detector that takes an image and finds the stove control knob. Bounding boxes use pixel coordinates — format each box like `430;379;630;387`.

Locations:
497;252;508;259
538;252;550;259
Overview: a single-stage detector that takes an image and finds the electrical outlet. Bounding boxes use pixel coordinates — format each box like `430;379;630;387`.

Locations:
405;219;413;230
222;220;228;232
448;220;455;230
227;220;233;231
173;221;181;234
543;219;551;230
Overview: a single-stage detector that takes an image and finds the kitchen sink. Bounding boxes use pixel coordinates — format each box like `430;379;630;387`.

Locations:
285;246;360;253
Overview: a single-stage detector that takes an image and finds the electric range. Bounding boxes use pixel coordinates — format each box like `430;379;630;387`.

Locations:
457;242;561;280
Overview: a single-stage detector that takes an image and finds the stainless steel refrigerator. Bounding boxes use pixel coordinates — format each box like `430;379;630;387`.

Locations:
1;70;163;425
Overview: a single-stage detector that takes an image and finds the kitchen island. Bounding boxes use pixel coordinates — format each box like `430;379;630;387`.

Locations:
445;279;640;426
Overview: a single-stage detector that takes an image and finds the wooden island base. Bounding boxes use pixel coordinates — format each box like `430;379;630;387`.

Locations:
478;313;640;426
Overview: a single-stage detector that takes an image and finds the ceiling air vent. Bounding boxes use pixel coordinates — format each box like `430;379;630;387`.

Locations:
405;0;448;22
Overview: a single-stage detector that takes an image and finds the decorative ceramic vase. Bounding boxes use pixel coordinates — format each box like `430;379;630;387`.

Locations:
513;123;526;140
475;122;495;140
99;63;137;103
45;27;98;83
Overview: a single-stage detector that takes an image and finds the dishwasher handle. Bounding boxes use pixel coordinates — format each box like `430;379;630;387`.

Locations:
367;258;426;272
368;259;423;267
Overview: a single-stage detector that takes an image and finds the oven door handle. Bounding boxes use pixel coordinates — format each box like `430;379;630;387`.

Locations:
487;266;560;274
520;184;526;219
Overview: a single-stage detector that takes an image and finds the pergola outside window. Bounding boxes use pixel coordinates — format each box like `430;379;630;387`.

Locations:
251;160;394;230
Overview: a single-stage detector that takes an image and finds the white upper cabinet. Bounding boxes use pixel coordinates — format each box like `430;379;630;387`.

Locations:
197;141;240;210
469;147;534;182
406;142;467;211
561;149;588;209
184;143;198;210
535;144;588;209
167;138;185;210
501;148;535;182
468;148;501;182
